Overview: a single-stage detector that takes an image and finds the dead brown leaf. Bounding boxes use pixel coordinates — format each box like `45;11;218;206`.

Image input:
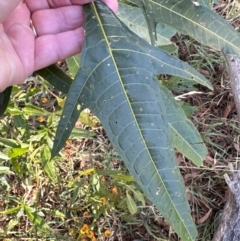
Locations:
223;101;235;118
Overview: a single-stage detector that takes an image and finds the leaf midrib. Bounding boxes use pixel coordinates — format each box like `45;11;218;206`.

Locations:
92;1;191;238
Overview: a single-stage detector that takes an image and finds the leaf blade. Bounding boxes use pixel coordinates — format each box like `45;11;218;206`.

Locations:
52;1;208;239
160;85;207;166
126;193;138;215
130;0;240;54
116;2;176;46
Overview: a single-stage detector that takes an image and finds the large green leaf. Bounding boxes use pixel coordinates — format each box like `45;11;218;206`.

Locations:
116;2;176;46
160;85;207;166
50;1;213;239
129;0;240;54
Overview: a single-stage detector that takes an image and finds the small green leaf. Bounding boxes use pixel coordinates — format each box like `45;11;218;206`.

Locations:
0;152;10;160
0;206;22;215
6;107;23;115
50;210;65;221
11;159;24;175
79;109;99;127
5;218;19;231
13;115;29;135
55;96;66;108
110;174;135;183
29;132;46;142
92;173;100;191
0;137;20;148
126;192;138;215
70;128;95;138
124;184;145;205
0;166;14;175
66;54;80;78
23;103;50;116
41;146;57;182
8;147;29;158
133;190;145;206
24;205;50;230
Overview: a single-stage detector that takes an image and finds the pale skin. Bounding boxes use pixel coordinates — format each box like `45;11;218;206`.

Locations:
0;0;118;91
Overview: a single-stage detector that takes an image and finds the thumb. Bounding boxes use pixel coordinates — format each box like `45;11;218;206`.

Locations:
0;0;22;22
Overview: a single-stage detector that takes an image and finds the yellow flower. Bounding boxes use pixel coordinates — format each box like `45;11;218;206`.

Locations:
100;197;107;204
37;116;45;122
83;211;90;217
73;217;79;222
111;187;118;194
100;176;106;182
104;229;111;237
80;224;89;234
65;139;71;145
87;230;95;238
69;228;77;236
41;97;49;104
84;168;95;175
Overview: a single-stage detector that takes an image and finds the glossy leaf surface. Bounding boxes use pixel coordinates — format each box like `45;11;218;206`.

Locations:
51;1;211;239
129;0;240;54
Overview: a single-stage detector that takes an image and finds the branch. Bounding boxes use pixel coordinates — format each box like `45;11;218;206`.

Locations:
224;54;240;125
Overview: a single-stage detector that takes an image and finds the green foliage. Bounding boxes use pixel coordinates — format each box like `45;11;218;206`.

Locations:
2;0;240;240
35;0;240;240
129;0;240;54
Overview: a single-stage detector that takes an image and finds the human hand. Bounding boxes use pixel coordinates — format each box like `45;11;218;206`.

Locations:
0;0;118;91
